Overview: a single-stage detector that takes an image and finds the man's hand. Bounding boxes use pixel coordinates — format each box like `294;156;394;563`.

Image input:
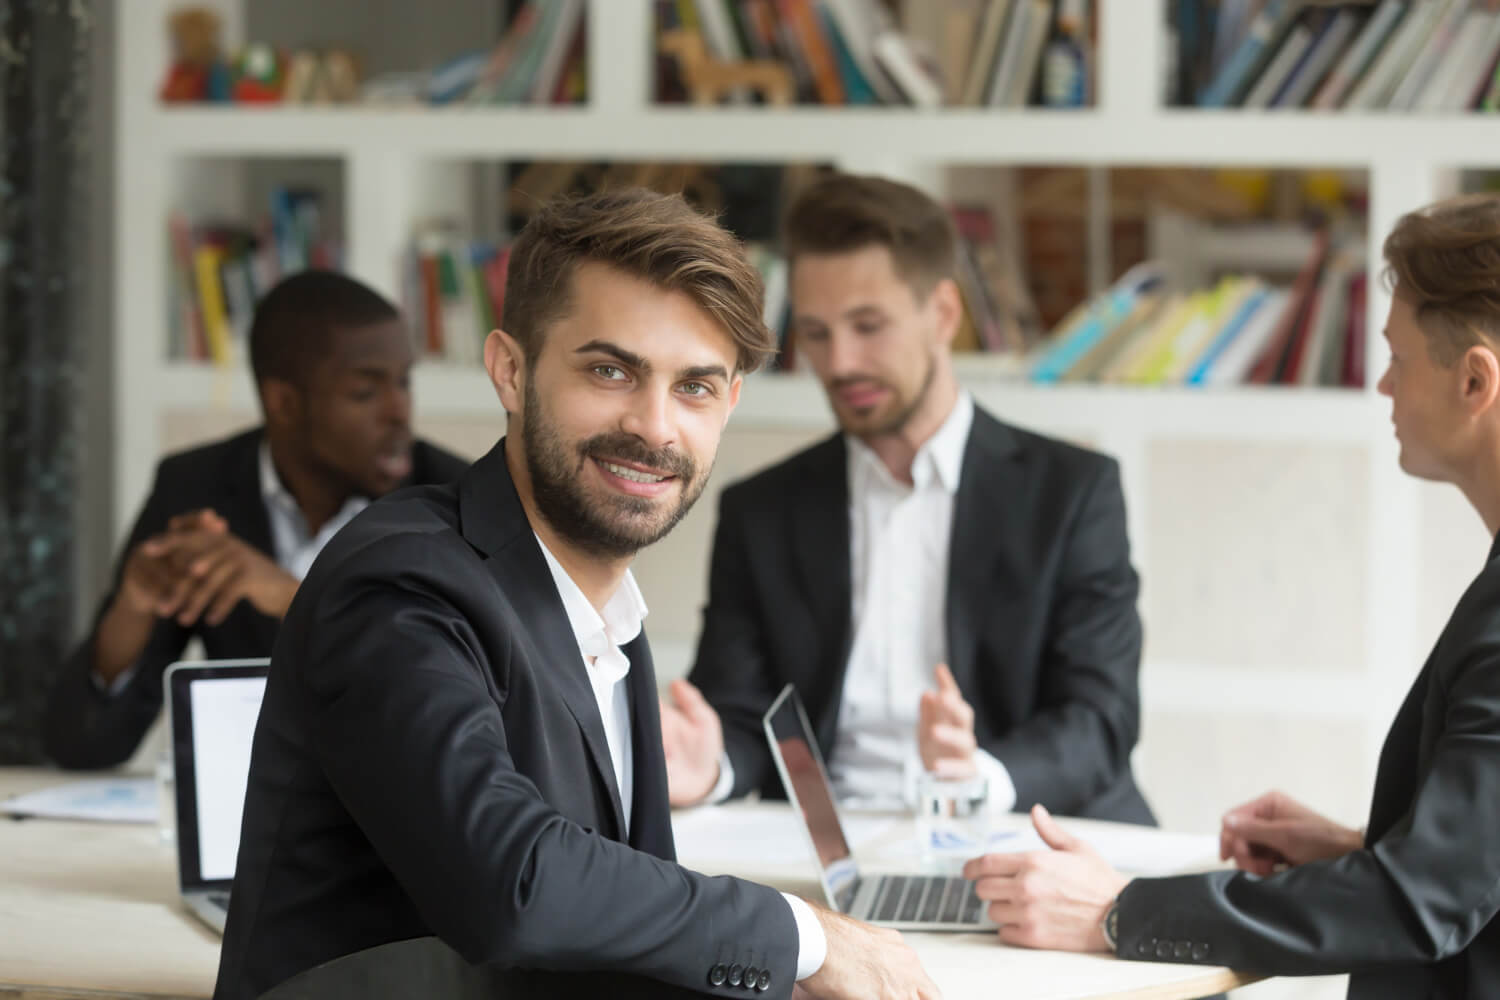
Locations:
149;512;298;626
963;804;1128;952
659;679;725;807
112;510;229;618
1219;790;1362;876
918;664;977;778
797;906;942;1000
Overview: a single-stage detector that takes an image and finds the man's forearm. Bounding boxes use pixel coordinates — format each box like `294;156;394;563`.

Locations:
92;599;157;684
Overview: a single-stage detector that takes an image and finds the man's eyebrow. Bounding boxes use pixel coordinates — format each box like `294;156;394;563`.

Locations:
678;364;730;382
575;340;649;371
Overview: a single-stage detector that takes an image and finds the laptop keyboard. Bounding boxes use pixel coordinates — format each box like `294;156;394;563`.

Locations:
207;892;230;911
870;874;985;925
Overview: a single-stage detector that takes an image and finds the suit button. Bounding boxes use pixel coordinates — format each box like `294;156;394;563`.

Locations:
756;970;771;991
1136;939;1152;957
742;967;759;989
1155;940;1173;959
728;964;744;987
1173;942;1191;960
1192;943;1211;961
709;964;728;987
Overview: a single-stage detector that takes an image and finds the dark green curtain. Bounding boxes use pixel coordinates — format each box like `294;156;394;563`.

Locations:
0;0;92;762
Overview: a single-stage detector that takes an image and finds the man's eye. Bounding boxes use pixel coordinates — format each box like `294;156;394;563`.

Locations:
594;365;626;380
681;381;711;397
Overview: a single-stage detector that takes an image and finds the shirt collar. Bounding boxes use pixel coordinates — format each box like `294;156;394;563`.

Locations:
533;533;648;672
259;441;300;516
846;390;974;497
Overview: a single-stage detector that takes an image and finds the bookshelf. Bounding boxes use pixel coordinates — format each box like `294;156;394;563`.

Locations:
117;8;1485;968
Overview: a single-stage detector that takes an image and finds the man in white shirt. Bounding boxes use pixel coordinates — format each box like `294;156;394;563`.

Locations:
664;173;1154;827
42;271;468;769
214;189;938;1000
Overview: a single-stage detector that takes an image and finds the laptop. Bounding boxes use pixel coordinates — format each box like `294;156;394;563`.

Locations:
164;658;270;934
763;683;995;931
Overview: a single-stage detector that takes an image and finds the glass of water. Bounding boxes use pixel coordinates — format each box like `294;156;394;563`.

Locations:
916;772;990;868
155;749;176;846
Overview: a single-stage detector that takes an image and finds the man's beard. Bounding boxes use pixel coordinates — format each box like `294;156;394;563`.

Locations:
833;349;937;438
522;380;709;560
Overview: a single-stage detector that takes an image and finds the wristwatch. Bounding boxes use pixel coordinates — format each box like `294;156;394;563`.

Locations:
1100;900;1120;954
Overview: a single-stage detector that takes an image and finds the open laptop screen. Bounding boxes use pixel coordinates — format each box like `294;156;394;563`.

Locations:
763;684;859;907
167;660;268;890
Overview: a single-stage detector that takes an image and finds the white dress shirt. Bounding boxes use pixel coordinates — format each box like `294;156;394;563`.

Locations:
534;536;826;981
259;442;370;580
708;392;1015;814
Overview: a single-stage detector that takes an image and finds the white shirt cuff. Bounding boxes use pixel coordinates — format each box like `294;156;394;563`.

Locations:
91;662;139;697
780;893;827;981
975;749;1018;813
705;749;736;805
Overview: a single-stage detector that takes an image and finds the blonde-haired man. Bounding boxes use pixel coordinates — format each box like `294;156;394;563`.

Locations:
964;193;1500;1000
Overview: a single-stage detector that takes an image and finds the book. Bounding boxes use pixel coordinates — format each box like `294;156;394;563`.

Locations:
1198;0;1299;107
963;0;1017;106
1311;0;1405;109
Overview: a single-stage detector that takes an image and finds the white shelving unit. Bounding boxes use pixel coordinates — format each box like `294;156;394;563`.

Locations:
115;15;1488;991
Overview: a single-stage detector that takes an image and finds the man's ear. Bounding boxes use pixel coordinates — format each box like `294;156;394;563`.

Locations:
930;277;963;348
259;378;302;432
485;329;526;415
1461;343;1500;416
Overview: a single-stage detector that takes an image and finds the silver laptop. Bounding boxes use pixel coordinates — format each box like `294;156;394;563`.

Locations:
164;659;269;934
763;684;995;931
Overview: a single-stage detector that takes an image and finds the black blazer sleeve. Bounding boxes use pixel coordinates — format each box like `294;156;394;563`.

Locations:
690;486;785;800
986;457;1143;815
297;533;800;994
42;461;192;769
1115;639;1500;974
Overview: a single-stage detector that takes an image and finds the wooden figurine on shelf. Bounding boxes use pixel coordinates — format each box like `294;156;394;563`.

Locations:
658;29;795;106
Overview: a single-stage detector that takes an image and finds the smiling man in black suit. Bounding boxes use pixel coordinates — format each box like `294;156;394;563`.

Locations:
214;189;938;1000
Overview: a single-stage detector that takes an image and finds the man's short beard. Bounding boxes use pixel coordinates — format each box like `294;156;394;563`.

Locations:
522;380;709;559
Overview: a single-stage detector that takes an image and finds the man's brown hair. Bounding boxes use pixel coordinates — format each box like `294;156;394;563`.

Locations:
1383;192;1500;365
503;187;776;373
782;172;958;298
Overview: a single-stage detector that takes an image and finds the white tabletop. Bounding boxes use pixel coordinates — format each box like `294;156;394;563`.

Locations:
0;768;1256;999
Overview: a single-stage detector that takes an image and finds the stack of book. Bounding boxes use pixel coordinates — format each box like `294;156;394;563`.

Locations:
1026;235;1368;387
655;0;1093;107
166;189;340;364
1174;0;1500;111
364;0;587;106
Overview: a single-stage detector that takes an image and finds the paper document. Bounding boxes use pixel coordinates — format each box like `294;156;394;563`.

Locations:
975;825;1219;876
888;824;1219;876
1;777;157;824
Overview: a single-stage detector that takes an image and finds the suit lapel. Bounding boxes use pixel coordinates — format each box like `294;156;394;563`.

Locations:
623;633;675;859
791;436;854;750
945;410;1024;694
459;440;628;840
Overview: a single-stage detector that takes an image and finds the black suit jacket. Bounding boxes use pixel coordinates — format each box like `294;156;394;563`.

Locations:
214;440;798;1000
42;427;468;769
1116;532;1500;999
690;405;1153;824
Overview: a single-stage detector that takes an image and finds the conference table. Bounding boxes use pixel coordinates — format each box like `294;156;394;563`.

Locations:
0;767;1259;999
